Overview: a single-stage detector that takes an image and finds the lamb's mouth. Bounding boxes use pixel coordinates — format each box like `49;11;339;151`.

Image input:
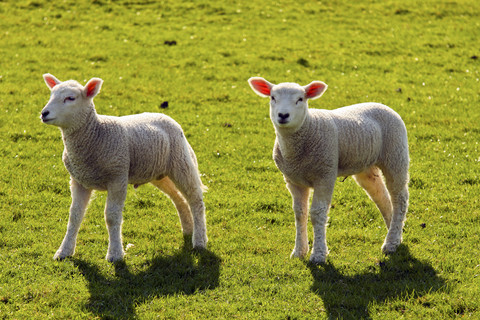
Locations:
42;118;55;123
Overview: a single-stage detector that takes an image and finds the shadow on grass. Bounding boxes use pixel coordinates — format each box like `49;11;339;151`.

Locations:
73;241;221;319
307;245;446;319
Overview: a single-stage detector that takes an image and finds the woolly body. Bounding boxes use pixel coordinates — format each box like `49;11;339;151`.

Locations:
41;74;207;262
248;78;409;264
61;111;190;190
274;104;405;186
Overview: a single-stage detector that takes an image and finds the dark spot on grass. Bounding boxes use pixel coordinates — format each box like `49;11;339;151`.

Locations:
395;9;410;15
12;212;22;222
89;55;108;62
460;178;480;185
471;55;478;60
420;223;426;229
28;1;42;8
160;101;168;108
297;58;310;67
223;123;232;128
164;40;177;46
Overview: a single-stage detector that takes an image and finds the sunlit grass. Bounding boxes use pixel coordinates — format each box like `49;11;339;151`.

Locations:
1;0;479;318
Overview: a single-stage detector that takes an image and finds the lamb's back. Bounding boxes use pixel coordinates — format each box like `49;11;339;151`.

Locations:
327;103;406;176
118;112;184;184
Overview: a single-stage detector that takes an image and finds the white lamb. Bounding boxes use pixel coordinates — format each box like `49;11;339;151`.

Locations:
248;77;409;264
41;74;207;262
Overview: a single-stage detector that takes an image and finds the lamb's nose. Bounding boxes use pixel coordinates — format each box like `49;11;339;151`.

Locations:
278;113;289;120
41;111;50;119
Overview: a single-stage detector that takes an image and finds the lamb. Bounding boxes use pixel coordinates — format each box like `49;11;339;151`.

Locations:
41;73;207;262
248;77;409;264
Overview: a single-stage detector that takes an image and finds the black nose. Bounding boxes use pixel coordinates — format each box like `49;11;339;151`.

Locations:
41;111;50;118
278;113;289;120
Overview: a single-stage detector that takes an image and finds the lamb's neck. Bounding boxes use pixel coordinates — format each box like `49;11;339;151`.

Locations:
61;107;101;154
275;115;313;159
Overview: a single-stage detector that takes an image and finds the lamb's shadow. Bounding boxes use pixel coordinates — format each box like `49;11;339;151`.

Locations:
307;245;447;319
73;243;221;319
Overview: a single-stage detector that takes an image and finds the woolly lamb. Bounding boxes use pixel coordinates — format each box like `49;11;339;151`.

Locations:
41;74;207;262
248;77;409;264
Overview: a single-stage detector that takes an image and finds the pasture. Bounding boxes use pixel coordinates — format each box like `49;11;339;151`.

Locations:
0;0;479;318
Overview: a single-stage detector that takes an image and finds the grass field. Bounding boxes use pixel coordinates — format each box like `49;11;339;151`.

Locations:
1;0;480;318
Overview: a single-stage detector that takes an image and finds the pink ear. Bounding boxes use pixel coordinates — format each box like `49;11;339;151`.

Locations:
248;77;273;97
84;78;103;98
304;81;327;100
43;73;61;89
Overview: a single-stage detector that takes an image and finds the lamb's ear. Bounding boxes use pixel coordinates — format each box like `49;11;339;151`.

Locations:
43;73;61;90
248;77;274;97
84;78;103;98
303;81;327;100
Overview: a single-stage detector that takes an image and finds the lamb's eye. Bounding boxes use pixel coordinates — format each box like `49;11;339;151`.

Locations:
64;97;76;103
296;98;303;104
271;96;276;102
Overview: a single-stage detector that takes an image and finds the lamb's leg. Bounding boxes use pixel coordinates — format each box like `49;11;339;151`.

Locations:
168;143;207;249
169;174;207;249
54;179;92;260
382;169;409;254
104;181;128;262
151;177;194;235
286;182;310;259
183;188;207;249
353;166;393;229
309;184;335;264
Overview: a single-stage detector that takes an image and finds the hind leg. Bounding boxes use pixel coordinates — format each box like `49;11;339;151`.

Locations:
353;166;393;229
151;177;193;235
169;170;207;249
380;166;409;254
178;184;207;249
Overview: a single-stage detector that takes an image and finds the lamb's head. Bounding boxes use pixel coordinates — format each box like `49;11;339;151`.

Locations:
248;77;327;131
41;74;103;128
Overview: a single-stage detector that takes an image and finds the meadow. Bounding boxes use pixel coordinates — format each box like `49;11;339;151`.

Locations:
0;0;479;318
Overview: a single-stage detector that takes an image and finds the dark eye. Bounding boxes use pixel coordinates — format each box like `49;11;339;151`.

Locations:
296;97;303;104
271;96;276;102
64;97;76;103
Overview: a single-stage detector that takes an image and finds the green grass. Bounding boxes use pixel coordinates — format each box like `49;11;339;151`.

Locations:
1;0;480;318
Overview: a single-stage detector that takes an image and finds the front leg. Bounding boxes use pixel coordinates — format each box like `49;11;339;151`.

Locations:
309;183;334;264
286;182;310;259
105;180;128;262
54;179;92;260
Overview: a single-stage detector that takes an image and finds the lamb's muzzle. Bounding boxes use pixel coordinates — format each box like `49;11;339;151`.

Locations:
278;112;290;123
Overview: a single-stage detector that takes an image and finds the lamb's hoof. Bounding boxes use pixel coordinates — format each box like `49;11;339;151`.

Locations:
290;248;308;259
106;251;125;263
192;242;207;251
309;253;327;265
53;248;74;261
381;241;400;255
192;233;208;250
